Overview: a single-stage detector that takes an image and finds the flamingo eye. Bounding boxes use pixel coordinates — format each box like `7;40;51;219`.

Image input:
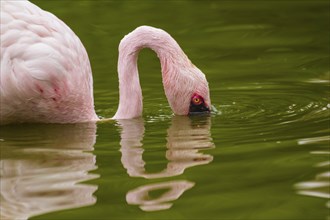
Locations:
189;94;210;115
191;95;203;105
193;98;201;104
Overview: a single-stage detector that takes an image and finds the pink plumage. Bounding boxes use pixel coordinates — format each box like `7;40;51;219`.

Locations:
0;0;211;124
1;0;97;124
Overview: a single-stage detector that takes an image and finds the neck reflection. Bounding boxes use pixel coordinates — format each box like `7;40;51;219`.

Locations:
118;116;214;179
117;116;214;211
0;123;99;220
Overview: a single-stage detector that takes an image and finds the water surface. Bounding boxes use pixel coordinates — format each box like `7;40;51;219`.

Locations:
1;1;329;220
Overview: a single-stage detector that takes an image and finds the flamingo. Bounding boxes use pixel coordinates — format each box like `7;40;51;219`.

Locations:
0;0;211;125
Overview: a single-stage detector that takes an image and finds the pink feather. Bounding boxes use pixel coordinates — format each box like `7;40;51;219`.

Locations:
0;0;211;124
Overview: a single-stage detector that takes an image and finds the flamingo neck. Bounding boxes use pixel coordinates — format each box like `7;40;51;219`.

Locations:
113;26;187;119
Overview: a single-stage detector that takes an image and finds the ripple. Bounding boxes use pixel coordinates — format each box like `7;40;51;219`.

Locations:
217;82;329;127
210;81;329;145
298;136;330;145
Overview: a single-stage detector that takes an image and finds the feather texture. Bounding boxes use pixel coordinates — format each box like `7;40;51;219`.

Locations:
113;26;210;119
1;0;97;124
0;1;210;124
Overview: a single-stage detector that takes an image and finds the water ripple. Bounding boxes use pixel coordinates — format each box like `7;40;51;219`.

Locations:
217;82;329;128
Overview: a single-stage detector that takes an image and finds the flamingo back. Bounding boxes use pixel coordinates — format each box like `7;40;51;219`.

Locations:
0;0;97;124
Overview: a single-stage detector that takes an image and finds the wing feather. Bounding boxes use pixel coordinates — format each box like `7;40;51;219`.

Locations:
0;0;96;124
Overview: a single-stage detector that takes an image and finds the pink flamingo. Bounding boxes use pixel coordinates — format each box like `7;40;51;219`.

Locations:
0;0;211;124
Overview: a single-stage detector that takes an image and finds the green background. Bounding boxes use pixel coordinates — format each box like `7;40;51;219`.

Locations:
1;0;329;219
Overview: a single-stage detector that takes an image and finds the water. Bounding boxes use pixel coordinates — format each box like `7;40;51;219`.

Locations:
1;0;329;219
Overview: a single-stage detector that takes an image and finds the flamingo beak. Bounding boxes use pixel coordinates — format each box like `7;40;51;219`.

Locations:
188;102;210;115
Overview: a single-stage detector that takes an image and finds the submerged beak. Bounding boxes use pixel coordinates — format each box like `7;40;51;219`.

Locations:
188;102;210;115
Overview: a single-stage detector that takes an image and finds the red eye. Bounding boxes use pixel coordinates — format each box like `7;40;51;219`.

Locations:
191;95;203;105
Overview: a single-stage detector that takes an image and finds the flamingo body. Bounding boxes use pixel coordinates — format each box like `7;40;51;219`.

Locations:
0;0;211;124
1;0;98;124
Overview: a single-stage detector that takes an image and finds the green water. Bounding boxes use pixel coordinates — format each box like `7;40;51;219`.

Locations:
1;0;329;220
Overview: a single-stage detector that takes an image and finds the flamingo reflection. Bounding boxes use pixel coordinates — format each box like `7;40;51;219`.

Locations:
117;116;214;211
0;123;99;220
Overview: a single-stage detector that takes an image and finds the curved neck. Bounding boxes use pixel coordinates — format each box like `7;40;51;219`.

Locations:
113;26;187;119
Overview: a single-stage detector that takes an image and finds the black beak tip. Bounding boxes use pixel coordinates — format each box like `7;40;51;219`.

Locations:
188;105;211;116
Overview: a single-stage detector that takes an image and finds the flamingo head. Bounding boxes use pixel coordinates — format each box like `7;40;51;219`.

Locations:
189;93;210;115
162;62;211;116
